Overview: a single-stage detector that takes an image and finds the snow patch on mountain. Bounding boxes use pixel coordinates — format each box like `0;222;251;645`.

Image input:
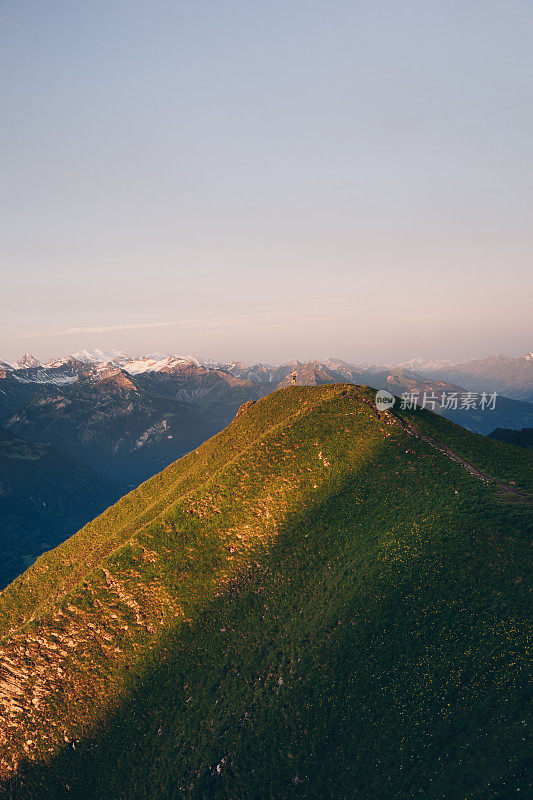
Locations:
13;373;78;386
72;349;128;365
394;357;456;372
123;355;200;374
43;357;76;368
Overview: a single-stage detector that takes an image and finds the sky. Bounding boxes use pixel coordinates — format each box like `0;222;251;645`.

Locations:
1;0;532;364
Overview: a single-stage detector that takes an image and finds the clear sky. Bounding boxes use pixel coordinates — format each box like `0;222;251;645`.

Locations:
1;0;532;364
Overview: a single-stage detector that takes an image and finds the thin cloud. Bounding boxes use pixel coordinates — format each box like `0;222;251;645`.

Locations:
13;322;177;339
11;312;285;340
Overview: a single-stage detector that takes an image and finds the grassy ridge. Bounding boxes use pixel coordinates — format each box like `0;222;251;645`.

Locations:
1;385;531;799
400;404;533;492
0;387;332;633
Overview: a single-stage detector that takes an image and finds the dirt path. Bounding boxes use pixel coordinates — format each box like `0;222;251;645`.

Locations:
391;412;532;502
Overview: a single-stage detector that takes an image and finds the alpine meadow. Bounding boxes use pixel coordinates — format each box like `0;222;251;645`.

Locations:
1;386;530;798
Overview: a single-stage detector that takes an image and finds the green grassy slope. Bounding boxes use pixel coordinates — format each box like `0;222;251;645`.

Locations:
0;385;531;800
398;405;533;493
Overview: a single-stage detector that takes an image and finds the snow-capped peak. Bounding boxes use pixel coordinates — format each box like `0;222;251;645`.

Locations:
123;354;200;375
43;356;82;369
71;348;128;365
394;357;455;372
14;353;41;369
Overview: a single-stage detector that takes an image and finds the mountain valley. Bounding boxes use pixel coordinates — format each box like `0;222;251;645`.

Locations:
0;431;124;590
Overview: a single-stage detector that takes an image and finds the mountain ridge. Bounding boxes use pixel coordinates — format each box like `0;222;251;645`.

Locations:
2;353;532;490
0;385;531;798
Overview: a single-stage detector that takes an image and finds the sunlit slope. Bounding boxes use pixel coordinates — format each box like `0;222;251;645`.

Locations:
1;385;531;799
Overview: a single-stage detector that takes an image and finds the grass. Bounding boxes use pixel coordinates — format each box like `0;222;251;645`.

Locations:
1;385;531;799
398;403;533;492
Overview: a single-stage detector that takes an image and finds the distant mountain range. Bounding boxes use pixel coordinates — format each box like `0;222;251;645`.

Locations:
1;351;532;461
425;352;533;402
4;348;532;389
212;352;533;402
211;357;533;434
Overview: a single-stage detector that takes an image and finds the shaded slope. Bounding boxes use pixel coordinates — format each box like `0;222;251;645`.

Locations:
0;386;531;799
0;375;38;424
0;431;124;590
488;428;533;451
